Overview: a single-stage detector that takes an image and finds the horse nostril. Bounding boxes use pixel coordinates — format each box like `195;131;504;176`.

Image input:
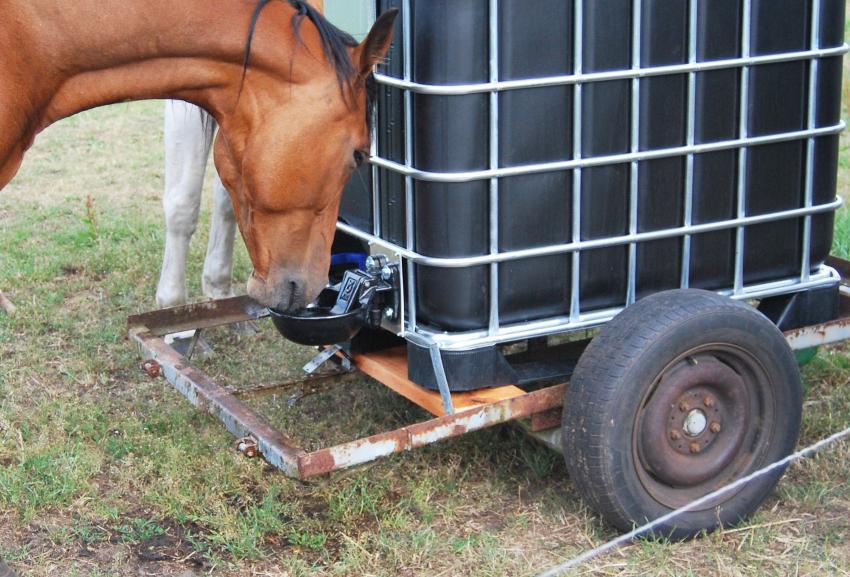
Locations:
282;277;307;312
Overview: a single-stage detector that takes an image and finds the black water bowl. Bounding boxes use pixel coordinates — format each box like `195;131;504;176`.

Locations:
268;289;366;346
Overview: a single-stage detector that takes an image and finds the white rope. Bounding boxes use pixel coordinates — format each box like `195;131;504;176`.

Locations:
535;424;850;577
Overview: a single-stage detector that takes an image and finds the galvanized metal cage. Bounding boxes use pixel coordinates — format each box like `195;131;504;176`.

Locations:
337;0;849;351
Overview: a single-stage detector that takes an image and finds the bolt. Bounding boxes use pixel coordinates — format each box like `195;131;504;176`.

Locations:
236;437;259;459
365;256;377;269
141;360;161;379
710;421;722;434
381;266;393;281
384;307;395;319
679;401;691;412
704;395;716;408
690;441;702;454
669;430;681;441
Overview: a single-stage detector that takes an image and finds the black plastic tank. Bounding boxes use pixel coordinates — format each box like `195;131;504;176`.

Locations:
339;0;845;333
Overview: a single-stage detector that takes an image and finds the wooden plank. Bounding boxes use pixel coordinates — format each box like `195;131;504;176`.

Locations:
352;347;527;417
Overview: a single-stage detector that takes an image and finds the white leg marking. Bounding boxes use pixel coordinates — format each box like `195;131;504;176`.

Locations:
156;101;215;308
202;174;237;300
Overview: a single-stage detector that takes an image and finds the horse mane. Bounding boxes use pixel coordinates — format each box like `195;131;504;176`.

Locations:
241;0;359;93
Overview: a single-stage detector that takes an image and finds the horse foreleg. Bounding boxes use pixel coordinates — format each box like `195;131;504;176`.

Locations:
0;132;27;190
156;101;212;308
201;175;237;300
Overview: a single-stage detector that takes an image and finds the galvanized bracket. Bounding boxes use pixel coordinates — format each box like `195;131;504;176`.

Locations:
428;343;455;415
303;345;344;374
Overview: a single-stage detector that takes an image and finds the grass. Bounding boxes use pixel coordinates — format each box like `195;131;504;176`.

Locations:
1;40;850;577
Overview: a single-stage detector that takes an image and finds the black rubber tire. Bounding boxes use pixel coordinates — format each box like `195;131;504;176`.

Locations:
562;289;802;539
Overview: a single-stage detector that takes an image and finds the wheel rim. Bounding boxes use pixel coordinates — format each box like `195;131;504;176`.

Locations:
633;345;776;510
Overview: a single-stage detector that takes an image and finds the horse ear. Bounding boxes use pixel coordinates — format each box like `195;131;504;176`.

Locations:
355;8;399;77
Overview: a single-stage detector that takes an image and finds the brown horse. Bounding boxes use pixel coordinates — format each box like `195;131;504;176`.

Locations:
0;0;397;311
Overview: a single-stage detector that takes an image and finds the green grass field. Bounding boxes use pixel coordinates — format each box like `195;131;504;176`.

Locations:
2;37;850;577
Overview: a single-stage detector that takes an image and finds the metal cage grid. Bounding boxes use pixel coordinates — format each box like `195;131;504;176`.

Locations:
337;0;849;351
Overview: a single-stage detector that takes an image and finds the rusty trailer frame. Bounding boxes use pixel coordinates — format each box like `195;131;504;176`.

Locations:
128;297;564;479
128;258;850;479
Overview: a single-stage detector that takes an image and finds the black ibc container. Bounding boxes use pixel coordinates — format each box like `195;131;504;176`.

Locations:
340;0;845;334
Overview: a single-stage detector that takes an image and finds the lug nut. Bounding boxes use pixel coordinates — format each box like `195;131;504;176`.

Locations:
710;421;722;434
689;441;702;454
704;395;716;408
670;430;681;441
141;360;161;379
679;401;691;412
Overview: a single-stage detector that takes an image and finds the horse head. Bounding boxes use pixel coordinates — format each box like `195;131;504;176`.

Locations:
215;3;397;312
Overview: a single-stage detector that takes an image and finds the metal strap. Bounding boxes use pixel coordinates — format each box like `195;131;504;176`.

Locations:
428;343;455;415
303;345;344;374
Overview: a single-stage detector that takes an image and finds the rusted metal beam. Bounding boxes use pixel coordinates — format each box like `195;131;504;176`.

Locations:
530;407;563;432
783;289;850;350
296;384;565;478
127;296;267;336
130;327;306;476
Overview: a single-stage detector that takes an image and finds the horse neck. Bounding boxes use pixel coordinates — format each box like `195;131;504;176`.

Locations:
25;0;303;130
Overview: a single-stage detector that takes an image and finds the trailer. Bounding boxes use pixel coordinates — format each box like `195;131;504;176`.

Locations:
133;0;849;537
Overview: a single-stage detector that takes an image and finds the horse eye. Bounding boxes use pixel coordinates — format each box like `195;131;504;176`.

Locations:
353;150;367;168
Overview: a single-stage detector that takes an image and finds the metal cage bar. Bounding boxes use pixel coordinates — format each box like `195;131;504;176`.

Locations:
415;269;841;351
369;0;381;239
401;0;417;333
734;0;753;294
338;198;841;268
369;123;844;183
373;44;847;95
627;0;642;306
802;0;823;283
569;0;584;323
681;0;699;289
488;0;501;337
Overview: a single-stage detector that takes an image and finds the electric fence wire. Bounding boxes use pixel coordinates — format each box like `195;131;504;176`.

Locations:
535;424;850;577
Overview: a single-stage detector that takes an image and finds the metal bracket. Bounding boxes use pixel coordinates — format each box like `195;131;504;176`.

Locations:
303;345;344;374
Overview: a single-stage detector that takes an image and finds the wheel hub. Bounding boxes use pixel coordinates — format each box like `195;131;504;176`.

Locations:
683;409;708;437
638;355;750;489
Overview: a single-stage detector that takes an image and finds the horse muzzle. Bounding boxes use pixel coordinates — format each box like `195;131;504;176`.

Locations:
247;272;312;313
